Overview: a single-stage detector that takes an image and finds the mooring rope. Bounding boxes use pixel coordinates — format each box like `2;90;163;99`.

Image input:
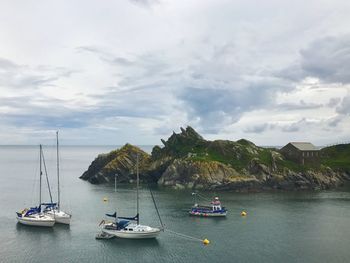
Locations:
164;229;204;242
194;192;212;202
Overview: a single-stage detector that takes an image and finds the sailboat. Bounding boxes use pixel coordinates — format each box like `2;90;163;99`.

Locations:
16;145;56;227
98;155;161;239
43;131;72;225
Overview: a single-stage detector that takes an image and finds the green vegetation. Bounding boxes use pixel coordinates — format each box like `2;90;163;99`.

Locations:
320;144;350;171
275;158;305;172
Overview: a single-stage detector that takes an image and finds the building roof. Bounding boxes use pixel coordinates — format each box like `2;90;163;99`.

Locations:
289;142;318;151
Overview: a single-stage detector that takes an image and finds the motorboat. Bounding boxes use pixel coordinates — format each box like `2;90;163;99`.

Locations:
189;195;227;217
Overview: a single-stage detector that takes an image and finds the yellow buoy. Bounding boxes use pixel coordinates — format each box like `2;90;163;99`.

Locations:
241;211;247;216
103;197;108;202
203;239;210;245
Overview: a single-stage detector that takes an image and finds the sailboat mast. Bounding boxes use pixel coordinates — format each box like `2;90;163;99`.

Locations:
136;154;139;225
39;144;42;207
56;131;60;210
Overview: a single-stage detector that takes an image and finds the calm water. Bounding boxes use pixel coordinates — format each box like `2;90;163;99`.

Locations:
1;146;350;263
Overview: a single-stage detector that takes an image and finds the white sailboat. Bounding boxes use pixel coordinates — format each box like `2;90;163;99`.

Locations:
43;131;71;225
16;145;55;227
98;155;162;239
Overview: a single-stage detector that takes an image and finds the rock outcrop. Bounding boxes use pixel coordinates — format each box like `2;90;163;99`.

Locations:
80;126;350;191
80;144;152;184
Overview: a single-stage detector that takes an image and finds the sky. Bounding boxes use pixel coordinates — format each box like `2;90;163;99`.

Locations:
0;0;350;146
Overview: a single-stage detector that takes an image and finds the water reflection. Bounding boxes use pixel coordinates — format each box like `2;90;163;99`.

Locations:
101;237;160;248
16;223;55;234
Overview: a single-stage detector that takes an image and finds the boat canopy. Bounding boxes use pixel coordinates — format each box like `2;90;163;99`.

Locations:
117;220;130;230
118;213;139;221
106;212;117;218
25;206;41;216
106;212;139;222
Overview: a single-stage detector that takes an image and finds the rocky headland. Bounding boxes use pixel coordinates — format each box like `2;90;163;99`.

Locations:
80;126;350;191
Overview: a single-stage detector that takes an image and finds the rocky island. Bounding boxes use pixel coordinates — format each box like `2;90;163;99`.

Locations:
80;126;350;191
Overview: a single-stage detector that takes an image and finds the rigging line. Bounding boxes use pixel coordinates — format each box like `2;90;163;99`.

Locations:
30;146;41;207
136;154;139;225
56;131;60;209
197;193;211;202
42;147;53;204
148;185;164;230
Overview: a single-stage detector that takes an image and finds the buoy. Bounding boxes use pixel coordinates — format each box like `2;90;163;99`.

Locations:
103;197;108;202
203;239;210;245
241;211;247;216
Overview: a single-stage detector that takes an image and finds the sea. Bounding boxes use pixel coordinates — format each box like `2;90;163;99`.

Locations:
1;145;350;263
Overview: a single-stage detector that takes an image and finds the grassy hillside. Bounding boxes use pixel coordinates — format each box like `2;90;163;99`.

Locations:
321;144;350;171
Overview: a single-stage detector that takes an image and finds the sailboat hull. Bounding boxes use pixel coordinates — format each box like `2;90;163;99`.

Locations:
17;215;55;227
102;228;161;239
55;216;71;225
45;210;71;225
102;223;161;239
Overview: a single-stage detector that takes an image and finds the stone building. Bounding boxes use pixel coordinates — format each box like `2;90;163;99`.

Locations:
280;142;320;165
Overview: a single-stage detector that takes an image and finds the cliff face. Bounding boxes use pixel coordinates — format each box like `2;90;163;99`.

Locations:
80;144;152;184
80;127;350;191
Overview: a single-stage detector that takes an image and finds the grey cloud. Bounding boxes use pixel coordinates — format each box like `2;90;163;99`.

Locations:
129;0;159;7
280;118;321;133
77;46;135;67
327;97;341;108
174;39;297;133
78;46;172;83
179;84;277;133
275;100;322;111
278;35;350;84
0;57;75;89
244;123;269;133
281;124;300;132
336;95;350;115
0;58;19;70
327;115;343;127
300;35;350;83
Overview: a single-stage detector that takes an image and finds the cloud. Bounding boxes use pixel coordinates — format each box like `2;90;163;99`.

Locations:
327;97;341;108
275;100;322;111
128;0;159;8
179;83;279;133
76;46;135;67
278;35;350;84
0;57;75;90
327;115;343;127
0;58;18;70
336;94;350;115
300;35;350;83
244;123;269;133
